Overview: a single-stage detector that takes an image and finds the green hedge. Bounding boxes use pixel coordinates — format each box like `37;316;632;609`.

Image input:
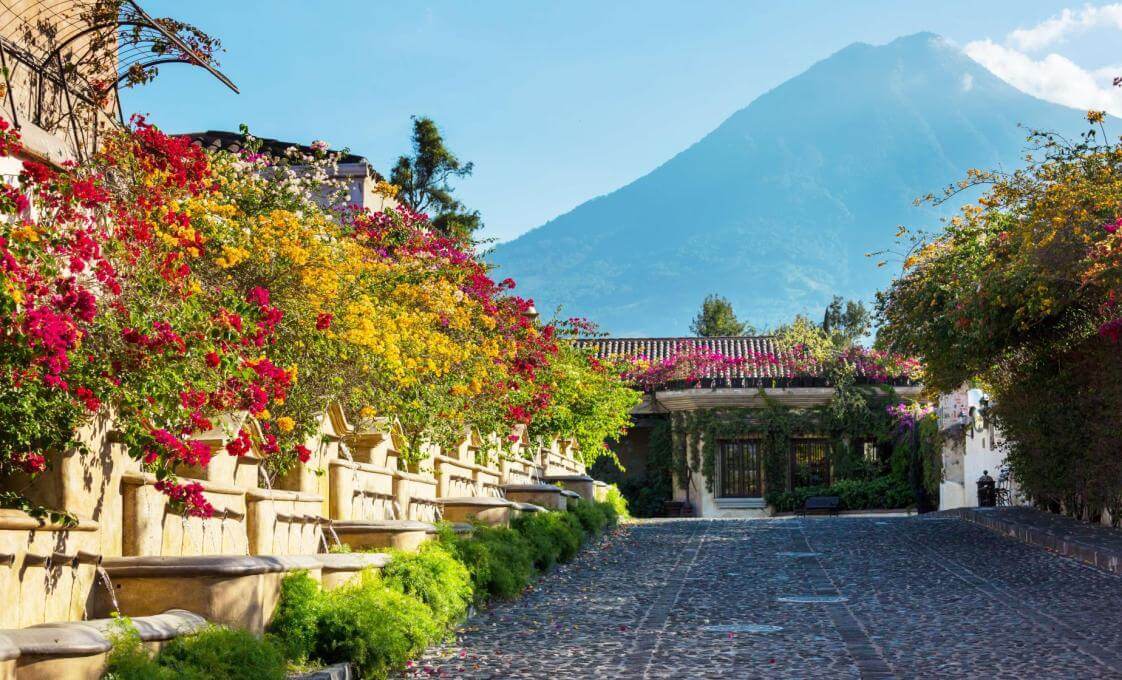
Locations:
767;476;916;513
262;500;621;678
105;621;287;680
446;525;535;600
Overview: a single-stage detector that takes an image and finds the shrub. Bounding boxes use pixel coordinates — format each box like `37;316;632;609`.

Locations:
381;543;472;627
314;572;440;679
513;511;582;569
106;620;286;680
767;476;915;512
157;626;287;680
603;484;631;521
597;499;620;529
568;499;610;535
451;525;534;600
104;618;174;680
268;570;322;663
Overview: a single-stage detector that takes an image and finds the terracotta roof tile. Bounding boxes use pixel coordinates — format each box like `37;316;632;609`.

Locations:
576;336;797;379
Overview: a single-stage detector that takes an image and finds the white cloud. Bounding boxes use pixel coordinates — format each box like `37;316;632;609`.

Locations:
965;6;1122;116
960;73;974;92
1008;4;1122;51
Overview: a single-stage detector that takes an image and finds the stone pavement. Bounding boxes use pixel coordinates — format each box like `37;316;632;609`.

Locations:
399;517;1122;679
952;506;1122;574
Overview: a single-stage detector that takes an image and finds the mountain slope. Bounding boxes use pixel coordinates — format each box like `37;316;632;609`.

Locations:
489;33;1091;335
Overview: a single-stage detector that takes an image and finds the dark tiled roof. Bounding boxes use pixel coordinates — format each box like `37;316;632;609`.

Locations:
183;131;379;177
579;336;918;388
577;336;793;380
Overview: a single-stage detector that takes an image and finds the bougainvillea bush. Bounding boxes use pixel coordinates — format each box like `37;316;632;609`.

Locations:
0;117;639;518
879;114;1122;520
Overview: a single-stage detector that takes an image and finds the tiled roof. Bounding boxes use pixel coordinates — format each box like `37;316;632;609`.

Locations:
184;130;378;175
577;336;795;380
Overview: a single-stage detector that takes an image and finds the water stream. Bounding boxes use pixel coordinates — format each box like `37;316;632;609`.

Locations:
325;520;342;549
96;566;122;617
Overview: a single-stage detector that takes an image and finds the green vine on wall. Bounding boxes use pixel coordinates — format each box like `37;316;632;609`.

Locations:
668;373;920;501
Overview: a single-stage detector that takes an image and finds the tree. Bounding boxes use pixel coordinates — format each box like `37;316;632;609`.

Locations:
689;294;753;337
390;117;481;241
878;115;1122;517
822;296;871;347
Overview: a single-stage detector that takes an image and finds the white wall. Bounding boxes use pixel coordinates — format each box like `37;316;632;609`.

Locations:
937;387;1023;510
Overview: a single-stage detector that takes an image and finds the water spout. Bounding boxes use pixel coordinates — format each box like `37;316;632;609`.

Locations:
75;551;102;566
325;520;342;549
51;552;79;569
96;566;122;617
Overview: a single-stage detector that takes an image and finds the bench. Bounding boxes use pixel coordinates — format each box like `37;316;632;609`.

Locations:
797;496;840;517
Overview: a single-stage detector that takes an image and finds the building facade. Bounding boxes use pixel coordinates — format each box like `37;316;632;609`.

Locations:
936;386;1025;510
583;337;923;518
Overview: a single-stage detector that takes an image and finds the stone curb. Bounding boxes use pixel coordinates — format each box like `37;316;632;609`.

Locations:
953;508;1122;575
289;662;353;680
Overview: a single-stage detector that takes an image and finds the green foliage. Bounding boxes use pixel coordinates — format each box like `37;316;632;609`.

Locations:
528;339;641;467
567;499;616;535
156;627;286;680
767;476;915;513
773;315;836;362
449;526;534;600
991;339;1122;519
104;617;171;680
672;384;921;503
390;116;480;241
267;570;322;663
878;123;1122;518
315;573;440;679
106;620;286;680
603;484;631;520
381;543;472;627
822;296;872;347
689;293;753;336
514;510;582;569
602;422;671;517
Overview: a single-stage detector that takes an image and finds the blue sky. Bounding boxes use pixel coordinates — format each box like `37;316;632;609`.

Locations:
123;1;1119;243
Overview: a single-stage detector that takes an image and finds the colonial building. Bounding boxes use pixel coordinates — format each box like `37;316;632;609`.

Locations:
583;336;922;518
936;386;1024;510
187;131;397;213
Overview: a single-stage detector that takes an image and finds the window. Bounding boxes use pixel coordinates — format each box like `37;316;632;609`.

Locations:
790;439;831;488
718;440;762;498
863;441;878;462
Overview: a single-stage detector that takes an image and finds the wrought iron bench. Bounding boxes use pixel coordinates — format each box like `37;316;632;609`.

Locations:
797;496;840;517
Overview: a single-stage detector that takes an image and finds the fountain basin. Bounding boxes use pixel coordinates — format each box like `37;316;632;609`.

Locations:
510;502;547;518
0;632;17;680
2;623;108;680
91;555;322;634
317;552;391;590
540;475;596;502
78;609;207;652
332;520;435;552
392;470;439;522
502;484;567;511
434;497;514;527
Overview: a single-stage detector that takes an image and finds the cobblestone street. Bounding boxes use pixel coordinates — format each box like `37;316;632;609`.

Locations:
403;517;1122;679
